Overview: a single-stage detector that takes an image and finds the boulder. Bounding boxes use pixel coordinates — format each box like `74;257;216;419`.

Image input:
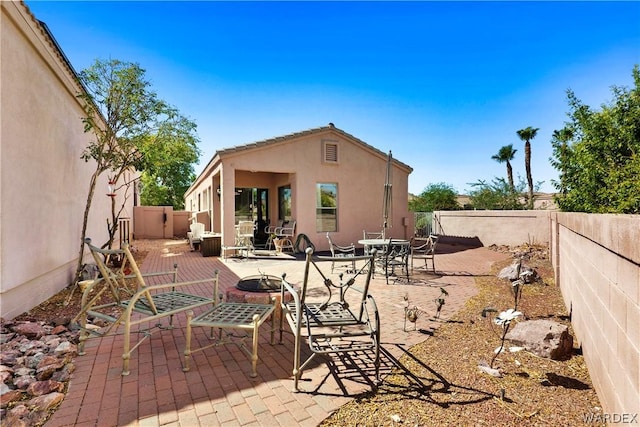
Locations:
497;262;521;281
505;319;574;360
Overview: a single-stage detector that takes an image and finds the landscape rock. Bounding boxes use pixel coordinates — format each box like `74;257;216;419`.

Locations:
505;319;574;360
0;333;16;345
53;341;76;356
0;389;23;409
51;325;67;335
0;318;78;424
497;262;521;281
11;323;46;340
27;380;63;397
13;376;36;390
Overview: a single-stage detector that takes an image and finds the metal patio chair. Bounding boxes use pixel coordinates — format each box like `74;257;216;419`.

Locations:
279;248;381;392
377;239;410;284
76;238;216;375
326;232;356;272
410;235;438;273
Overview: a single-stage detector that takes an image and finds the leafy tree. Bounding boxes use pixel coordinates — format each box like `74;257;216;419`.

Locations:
516;126;539;209
550;65;640;213
491;144;518;192
468;177;528;210
75;58;199;283
138;112;201;209
549;128;574;197
409;182;460;212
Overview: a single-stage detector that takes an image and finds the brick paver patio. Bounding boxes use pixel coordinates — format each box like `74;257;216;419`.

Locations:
47;240;508;426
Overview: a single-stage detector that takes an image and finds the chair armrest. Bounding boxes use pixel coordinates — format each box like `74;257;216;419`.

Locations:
364;294;380;334
275;226;295;236
280;274;303;331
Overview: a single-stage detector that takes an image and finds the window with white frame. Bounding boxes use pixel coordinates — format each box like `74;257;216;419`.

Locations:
316;183;337;232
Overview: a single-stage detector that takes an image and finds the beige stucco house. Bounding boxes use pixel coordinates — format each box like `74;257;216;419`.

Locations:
1;2;133;319
184;124;414;252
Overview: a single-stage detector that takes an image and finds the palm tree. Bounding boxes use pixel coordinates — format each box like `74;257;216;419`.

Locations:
491;144;517;192
516;126;539;209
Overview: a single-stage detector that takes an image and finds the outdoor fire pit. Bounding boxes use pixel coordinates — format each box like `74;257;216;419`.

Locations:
227;274;296;325
235;274;282;293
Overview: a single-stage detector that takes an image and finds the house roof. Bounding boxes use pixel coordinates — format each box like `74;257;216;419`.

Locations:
218;123;411;170
191;123;413;190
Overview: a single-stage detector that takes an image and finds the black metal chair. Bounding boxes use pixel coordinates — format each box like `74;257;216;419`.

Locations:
377;239;410;284
279;248;380;391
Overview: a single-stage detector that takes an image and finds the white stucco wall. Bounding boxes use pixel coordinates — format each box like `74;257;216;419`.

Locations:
1;2;127;319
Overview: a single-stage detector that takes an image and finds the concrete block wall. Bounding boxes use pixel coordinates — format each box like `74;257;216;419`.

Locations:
551;213;639;416
433;210;551;247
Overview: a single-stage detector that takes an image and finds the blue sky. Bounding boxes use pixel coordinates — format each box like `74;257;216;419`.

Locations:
26;1;640;195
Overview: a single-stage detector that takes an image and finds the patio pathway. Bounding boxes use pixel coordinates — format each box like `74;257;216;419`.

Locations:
47;240;508;427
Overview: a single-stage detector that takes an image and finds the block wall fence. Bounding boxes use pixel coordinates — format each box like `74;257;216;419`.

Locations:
550;213;639;416
434;210;639;416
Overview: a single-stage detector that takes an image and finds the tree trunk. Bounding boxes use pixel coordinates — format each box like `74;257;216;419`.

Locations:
525;141;533;209
74;171;99;285
506;161;514;192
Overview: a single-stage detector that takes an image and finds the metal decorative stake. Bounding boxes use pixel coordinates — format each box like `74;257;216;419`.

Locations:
403;294;421;331
434;287;449;319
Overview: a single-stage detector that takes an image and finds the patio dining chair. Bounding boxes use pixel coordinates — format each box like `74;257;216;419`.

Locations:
273;220;296;252
410;235;438;273
77;238;217;375
264;219;284;249
325;232;356;272
235;221;256;250
362;230;385;255
279;248;380;392
377;239;410;284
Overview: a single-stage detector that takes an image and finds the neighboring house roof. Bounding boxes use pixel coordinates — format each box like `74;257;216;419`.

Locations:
188;123;413;194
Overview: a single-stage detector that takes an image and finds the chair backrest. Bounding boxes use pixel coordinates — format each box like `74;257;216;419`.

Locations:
363;230;384;240
281;220;296;237
410;235;437;254
236;221;255;236
326;232;337;249
265;219;284;233
83;238;151;303
384;239;409;257
301;248;375;320
190;222;205;239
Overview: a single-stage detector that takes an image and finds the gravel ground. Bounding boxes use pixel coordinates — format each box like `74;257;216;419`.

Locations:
320;246;605;426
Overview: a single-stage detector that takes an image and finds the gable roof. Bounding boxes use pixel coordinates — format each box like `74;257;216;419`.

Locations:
197;123;412;179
